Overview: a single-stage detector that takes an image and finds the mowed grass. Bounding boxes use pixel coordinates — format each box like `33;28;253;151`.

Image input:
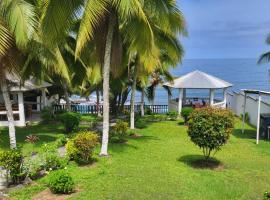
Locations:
7;117;270;200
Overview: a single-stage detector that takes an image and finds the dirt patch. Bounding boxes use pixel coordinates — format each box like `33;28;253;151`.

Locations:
129;133;142;138
33;188;81;200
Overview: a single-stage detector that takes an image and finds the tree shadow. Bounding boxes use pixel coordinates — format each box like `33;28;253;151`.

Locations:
178;154;224;170
178;121;186;126
109;142;138;154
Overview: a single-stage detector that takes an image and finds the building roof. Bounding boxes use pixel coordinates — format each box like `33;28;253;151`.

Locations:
163;70;233;89
241;89;270;96
6;73;52;92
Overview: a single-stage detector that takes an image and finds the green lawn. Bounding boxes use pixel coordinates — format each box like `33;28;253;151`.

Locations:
6;117;270;200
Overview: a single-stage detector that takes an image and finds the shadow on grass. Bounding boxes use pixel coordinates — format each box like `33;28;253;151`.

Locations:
177;121;186;126
178;154;223;170
233;129;256;139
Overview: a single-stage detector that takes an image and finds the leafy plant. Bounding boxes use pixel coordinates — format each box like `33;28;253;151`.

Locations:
264;192;270;200
48;170;75;194
181;107;194;124
188;107;234;160
167;111;178;121
41;107;54;123
55;135;69;147
145;107;153;115
111;120;129;142
59;112;81;133
25;134;40;144
66;131;99;164
0;150;25;184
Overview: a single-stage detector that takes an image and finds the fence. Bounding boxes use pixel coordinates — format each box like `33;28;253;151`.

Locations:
53;104;168;114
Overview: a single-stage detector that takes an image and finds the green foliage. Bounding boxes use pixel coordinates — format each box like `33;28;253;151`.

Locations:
145;107;153;115
48;170;75;194
188;107;234;160
111;120;129;142
167;111;178;121
23;157;43;180
264;192;270;200
59;112;81;133
0;150;24;183
40;143;68;171
181;107;194;123
55;135;69;148
66;131;99;164
41;107;54;123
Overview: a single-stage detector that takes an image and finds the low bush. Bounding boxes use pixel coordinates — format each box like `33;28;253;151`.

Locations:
181;107;194;124
55;135;69;147
0;150;25;184
40;143;68;171
167;111;178;121
41;107;54;123
264;192;270;200
59;112;81;133
48;170;75;194
66;131;99;164
111;120;129;142
188;107;234;160
145;107;153;115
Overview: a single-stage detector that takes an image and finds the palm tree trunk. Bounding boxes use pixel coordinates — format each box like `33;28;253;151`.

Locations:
130;67;138;129
100;14;116;156
1;79;16;149
63;81;71;111
140;88;145;117
96;90;101;117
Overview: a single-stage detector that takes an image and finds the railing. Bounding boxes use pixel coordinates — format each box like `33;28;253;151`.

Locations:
53;104;168;114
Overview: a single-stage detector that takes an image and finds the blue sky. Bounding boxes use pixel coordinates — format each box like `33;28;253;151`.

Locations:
177;0;270;59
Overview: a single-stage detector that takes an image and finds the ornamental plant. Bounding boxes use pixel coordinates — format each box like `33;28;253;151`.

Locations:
181;107;194;124
187;107;234;160
59;112;81;133
111;120;129;142
167;111;178;121
48;170;75;194
66;131;99;164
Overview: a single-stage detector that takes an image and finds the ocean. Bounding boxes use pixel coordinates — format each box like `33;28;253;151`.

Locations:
134;58;270;105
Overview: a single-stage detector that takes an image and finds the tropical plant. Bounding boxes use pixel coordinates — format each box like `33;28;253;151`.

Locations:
0;0;37;149
181;107;194;124
188;107;234;160
25;135;40;144
258;34;270;64
111;120;129;142
48;169;75;194
59;112;81;133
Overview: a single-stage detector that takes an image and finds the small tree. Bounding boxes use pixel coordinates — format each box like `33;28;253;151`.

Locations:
187;107;234;160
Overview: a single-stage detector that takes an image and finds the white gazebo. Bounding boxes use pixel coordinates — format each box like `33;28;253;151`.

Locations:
0;75;52;127
163;70;233;114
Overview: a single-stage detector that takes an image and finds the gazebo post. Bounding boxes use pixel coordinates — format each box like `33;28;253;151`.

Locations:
18;92;26;126
178;89;183;115
183;89;186;105
242;92;247;133
223;88;227;108
256;94;261;144
209;89;214;106
41;88;47;109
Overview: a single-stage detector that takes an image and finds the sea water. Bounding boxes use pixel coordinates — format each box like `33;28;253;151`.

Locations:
134;58;270;105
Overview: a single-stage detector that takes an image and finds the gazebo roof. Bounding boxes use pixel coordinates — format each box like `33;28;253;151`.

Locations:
6;73;52;92
164;70;233;89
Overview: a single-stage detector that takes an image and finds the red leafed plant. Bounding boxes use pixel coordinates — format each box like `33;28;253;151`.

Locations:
25;135;40;144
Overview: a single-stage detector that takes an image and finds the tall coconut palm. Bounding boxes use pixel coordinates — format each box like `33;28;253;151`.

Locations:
258;34;270;64
0;0;37;149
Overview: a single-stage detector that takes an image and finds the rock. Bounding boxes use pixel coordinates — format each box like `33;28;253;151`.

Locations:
23;177;33;185
58;146;67;157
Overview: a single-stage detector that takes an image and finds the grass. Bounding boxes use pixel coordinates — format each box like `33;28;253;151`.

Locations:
6;116;270;200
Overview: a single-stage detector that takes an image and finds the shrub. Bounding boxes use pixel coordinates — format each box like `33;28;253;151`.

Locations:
66;131;99;164
48;170;75;194
55;135;69;147
41;106;54;123
188;107;234;160
59;112;81;133
181;107;194;124
0;150;25;183
40;143;68;171
167;111;178;121
145;107;153;115
23;157;43;180
111;120;129;142
264;192;270;200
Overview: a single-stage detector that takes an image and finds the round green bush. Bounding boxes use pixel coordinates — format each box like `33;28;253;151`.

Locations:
48;170;75;194
167;111;178;121
59;112;81;133
188;107;234;160
66;131;99;164
111;120;128;142
181;107;194;123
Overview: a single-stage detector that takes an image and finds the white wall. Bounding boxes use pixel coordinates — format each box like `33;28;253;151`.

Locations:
227;92;270;127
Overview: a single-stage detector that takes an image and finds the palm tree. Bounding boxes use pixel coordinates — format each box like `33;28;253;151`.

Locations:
258;35;270;64
0;0;37;149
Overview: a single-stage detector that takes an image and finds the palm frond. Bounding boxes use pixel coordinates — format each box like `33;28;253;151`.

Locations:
258;52;270;64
